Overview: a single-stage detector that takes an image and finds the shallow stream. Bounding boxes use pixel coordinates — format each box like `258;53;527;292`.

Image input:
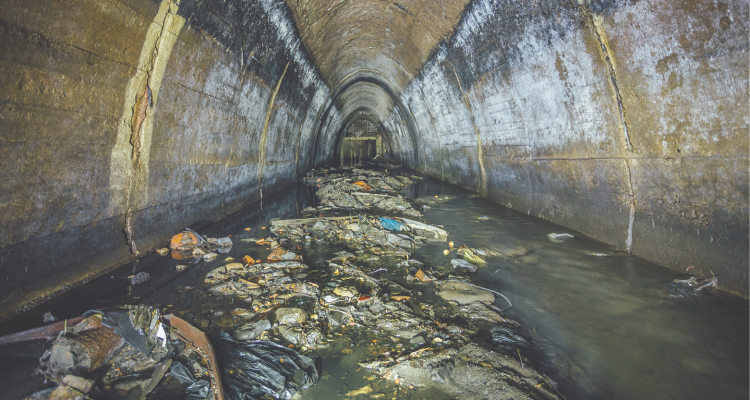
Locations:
1;173;747;400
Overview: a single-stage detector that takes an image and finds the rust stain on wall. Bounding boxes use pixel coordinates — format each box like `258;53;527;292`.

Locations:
258;62;290;190
130;85;151;162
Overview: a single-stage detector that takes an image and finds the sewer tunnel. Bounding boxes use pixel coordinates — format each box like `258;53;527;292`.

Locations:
0;0;747;398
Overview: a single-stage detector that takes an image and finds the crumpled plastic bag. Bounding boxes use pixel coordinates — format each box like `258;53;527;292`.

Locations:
378;217;406;232
169;361;211;399
210;331;320;400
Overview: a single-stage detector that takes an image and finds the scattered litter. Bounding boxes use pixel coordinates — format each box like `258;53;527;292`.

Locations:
352;181;373;191
171;232;198;250
379;217;407;232
211;330;320;400
156;248;169;256
43;312;57;323
458;247;487;266
347;384;373;396
131;272;151;285
478;216;490;220
668;275;718;297
217;237;233;247
13;166;558;400
451;258;477;273
547;233;574;242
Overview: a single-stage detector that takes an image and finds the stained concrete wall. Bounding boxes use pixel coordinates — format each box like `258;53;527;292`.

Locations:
388;0;748;294
0;0;338;320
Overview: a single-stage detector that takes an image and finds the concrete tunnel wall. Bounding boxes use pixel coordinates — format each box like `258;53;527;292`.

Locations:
0;0;747;320
385;0;749;295
0;0;345;320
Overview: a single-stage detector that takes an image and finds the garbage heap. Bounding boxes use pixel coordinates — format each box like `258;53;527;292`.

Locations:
22;167;560;400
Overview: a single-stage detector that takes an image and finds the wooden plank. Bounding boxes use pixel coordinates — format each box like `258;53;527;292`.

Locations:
0;316;85;345
270;216;356;226
166;315;225;400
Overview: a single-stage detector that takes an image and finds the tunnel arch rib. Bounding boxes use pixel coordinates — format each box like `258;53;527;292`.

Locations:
310;71;420;169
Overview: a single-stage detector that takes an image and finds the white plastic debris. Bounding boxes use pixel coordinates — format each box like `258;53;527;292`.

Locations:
156;323;167;347
217;237;233;247
547;233;574;242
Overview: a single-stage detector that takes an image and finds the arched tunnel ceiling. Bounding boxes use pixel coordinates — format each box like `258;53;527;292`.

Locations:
284;0;471;125
335;81;395;122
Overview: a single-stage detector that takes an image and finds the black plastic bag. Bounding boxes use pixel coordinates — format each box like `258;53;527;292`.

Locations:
187;380;211;399
170;361;196;385
210;331;320;400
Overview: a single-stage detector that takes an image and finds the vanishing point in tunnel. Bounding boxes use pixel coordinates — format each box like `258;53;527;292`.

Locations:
0;0;747;398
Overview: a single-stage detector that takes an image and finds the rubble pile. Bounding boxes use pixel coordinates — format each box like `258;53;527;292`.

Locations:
303;168;423;218
17;167;559;400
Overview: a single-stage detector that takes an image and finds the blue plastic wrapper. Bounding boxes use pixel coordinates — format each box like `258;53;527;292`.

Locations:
378;217;406;232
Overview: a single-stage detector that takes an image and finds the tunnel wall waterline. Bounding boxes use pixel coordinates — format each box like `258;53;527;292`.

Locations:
387;0;748;295
0;0;338;320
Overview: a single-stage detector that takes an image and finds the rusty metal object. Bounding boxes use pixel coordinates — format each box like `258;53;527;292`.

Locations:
165;315;225;400
48;327;125;379
0;316;85;346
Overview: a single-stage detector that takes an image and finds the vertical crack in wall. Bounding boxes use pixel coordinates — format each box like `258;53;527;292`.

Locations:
109;0;185;256
123;211;138;256
130;85;151;162
257;62;290;191
591;13;632;153
624;159;636;252
590;11;637;253
453;67;487;196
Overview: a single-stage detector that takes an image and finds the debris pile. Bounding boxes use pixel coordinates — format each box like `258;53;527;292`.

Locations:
13;167;559;400
303;168;423;217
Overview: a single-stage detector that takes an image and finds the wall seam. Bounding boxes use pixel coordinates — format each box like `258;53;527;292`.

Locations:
418;87;445;180
109;0;184;257
588;8;637;253
453;66;488;196
257;62;290;195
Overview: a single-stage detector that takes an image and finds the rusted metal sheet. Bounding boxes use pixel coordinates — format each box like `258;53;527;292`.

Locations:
165;315;225;400
0;316;85;346
68;328;125;372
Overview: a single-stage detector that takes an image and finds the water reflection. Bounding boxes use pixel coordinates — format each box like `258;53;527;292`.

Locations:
407;178;749;400
1;176;747;400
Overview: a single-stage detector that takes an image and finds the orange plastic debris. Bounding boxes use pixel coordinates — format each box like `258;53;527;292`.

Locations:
242;255;256;265
267;248;285;261
415;269;431;282
170;232;197;250
244;228;252;231
352;181;373;191
390;296;411;301
171;249;186;260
